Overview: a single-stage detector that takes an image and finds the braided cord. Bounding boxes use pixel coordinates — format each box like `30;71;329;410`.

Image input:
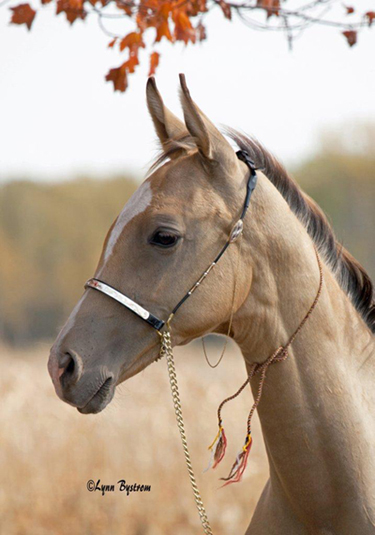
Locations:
216;245;324;436
202;236;244;369
160;329;213;535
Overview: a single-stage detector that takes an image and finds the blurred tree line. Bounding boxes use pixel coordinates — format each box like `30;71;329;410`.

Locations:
0;126;374;346
0;177;138;344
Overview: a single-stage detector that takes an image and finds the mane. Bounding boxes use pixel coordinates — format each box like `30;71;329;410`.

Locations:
150;130;375;334
148;135;197;174
227;129;375;334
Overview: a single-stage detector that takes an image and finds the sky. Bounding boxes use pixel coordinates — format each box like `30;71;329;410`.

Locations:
0;1;374;182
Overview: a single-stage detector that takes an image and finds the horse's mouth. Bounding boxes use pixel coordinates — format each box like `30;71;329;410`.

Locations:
77;377;115;415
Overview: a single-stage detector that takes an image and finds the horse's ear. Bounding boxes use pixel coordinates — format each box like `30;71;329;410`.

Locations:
179;74;237;169
146;77;188;146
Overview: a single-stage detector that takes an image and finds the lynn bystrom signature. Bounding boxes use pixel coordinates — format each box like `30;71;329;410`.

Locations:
87;479;151;496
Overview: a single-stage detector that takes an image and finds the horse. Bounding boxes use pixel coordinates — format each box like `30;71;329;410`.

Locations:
48;75;375;534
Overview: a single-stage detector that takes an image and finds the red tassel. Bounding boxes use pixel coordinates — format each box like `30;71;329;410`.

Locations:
213;427;227;469
220;433;252;486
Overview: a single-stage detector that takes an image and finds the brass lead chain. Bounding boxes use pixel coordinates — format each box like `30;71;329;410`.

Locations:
160;329;213;535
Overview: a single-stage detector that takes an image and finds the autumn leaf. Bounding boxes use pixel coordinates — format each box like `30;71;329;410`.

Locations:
152;2;173;42
56;0;86;24
136;0;160;31
196;21;206;41
159;2;172;19
155;20;173;42
173;10;196;44
219;0;231;20
8;0;375;94
365;11;375;27
115;0;132;15
10;3;36;30
105;63;128;92
257;0;280;19
119;31;145;52
67;0;84;10
125;54;139;73
342;30;357;47
148;51;160;76
187;0;207;17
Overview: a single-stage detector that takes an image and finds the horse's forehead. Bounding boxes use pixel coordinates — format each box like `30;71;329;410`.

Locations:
149;156;212;203
104;181;153;262
103;158;218;263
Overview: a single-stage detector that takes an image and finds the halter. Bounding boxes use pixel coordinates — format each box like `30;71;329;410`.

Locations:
85;150;257;331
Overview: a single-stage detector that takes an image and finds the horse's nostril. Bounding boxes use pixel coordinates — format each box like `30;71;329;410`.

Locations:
65;354;75;376
59;350;83;389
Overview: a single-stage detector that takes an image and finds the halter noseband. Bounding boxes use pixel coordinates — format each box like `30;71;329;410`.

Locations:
85;150;258;330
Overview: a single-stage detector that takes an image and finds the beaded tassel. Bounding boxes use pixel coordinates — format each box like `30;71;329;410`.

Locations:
206;347;290;485
205;375;251;473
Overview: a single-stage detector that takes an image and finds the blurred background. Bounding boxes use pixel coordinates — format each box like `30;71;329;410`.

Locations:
0;4;374;534
1;125;374;345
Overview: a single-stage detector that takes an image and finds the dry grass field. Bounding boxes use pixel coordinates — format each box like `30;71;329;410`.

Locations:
0;339;269;535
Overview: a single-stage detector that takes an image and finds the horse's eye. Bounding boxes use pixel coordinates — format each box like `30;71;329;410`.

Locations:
150;230;180;248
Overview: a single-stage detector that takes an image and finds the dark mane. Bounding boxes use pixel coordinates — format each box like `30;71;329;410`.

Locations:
150;130;375;334
227;129;375;334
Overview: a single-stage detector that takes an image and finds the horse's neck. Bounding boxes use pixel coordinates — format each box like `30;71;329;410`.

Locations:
230;184;375;530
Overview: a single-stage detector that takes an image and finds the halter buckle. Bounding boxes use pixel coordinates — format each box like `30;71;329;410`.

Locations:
229;219;243;243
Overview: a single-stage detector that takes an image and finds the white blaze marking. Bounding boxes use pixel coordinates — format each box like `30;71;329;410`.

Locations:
104;181;152;262
59;184;152;338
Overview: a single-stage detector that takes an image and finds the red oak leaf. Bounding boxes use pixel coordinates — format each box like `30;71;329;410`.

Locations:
105;63;128;92
173;10;196;44
108;38;117;48
219;0;231;20
115;0;132;15
257;0;280;19
196;21;206;41
187;0;207;17
56;0;86;24
153;2;173;42
159;2;172;18
155;20;173;42
124;54;139;73
148;51;160;76
344;5;355;15
10;3;36;30
365;11;375;27
119;31;145;52
342;30;357;47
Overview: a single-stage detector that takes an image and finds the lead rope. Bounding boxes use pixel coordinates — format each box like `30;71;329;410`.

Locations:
159;323;213;535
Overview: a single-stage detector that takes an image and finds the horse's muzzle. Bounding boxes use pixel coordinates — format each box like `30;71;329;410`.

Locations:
48;347;115;414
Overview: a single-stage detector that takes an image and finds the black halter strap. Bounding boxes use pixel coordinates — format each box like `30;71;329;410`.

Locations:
237;150;258;220
85;150;258;331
